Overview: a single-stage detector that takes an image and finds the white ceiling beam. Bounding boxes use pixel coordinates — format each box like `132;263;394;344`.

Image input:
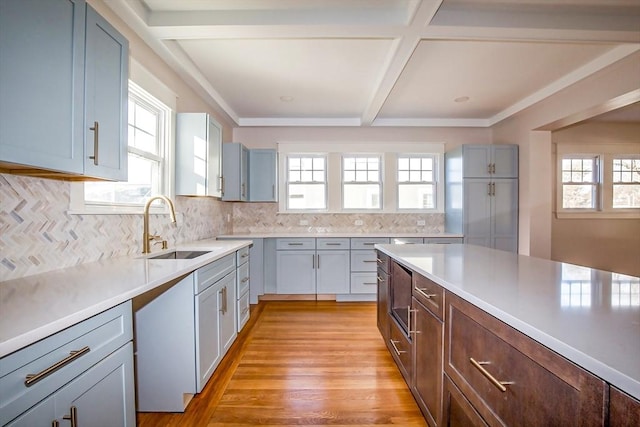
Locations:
238;117;362;127
360;0;445;126
373;117;491;127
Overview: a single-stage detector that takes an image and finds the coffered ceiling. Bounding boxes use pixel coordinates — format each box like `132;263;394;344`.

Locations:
105;0;640;127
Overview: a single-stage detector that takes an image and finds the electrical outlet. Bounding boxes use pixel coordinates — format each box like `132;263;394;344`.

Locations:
355;220;364;226
299;220;309;226
417;220;426;226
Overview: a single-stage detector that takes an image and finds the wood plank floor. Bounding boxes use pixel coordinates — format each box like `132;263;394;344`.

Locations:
137;301;427;426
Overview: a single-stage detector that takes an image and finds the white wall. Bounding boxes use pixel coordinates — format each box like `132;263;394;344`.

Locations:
493;51;640;260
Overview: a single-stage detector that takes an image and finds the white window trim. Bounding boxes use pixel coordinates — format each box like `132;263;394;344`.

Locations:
69;73;176;215
284;154;328;212
277;142;445;214
396;153;439;212
341;154;383;211
555;143;640;219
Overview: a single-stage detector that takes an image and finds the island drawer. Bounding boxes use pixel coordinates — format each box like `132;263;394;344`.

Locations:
350;237;390;250
388;316;412;386
444;292;606;427
195;253;236;294
413;274;444;320
236;246;250;265
276;238;315;250
376;250;390;274
0;301;132;426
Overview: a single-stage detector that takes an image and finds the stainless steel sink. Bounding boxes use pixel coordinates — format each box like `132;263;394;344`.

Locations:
147;250;211;260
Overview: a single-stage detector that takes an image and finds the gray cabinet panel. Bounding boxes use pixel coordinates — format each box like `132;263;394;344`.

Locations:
222;142;248;201
316;250;350;294
249;149;278;202
276;250;316;294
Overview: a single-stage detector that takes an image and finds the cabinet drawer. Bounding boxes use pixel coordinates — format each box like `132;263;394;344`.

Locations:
389;316;412;386
237;262;250;297
445;292;606;427
0;302;132;426
317;238;350;250
350;272;378;294
236;246;250;266
350;237;389;250
237;291;251;332
195;253;236;294
376;250;390;274
276;238;315;250
390;237;423;245
351;250;379;272
413;274;444;320
424;237;463;244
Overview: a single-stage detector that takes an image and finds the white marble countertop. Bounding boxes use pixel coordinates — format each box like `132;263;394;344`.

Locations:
218;232;463;239
375;243;640;400
0;239;252;358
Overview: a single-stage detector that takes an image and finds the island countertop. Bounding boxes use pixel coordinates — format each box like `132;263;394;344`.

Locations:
375;243;640;400
0;239;252;358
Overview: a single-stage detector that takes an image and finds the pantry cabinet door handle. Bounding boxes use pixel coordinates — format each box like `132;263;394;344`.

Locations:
25;346;91;387
317;254;320;269
470;357;514;392
89;121;99;165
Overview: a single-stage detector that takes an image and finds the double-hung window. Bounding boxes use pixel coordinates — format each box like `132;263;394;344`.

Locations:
397;155;436;210
342;155;381;210
83;82;171;208
612;157;640;209
286;155;327;210
560;156;599;209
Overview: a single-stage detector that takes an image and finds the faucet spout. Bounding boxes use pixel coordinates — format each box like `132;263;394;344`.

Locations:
142;195;177;254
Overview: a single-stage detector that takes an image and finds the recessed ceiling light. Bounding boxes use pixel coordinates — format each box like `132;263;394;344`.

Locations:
280;96;294;102
454;96;470;103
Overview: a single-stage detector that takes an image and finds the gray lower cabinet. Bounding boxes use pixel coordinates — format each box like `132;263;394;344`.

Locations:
0;0;128;180
276;249;316;294
0;302;135;426
135;252;238;412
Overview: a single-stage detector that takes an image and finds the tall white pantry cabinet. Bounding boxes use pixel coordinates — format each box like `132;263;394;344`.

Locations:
445;145;519;253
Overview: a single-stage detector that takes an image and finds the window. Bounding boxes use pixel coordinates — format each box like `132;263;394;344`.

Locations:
560;156;598;209
397;155;436;210
286;155;326;210
342;155;381;210
612;158;640;209
83;82;171;208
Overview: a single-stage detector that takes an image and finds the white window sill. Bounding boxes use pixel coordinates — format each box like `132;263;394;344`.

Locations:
68;206;174;216
555;211;640;219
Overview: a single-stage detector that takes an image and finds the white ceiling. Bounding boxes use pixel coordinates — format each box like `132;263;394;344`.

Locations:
106;0;640;127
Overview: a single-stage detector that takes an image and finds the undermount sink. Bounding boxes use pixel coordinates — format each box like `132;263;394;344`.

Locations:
147;250;211;260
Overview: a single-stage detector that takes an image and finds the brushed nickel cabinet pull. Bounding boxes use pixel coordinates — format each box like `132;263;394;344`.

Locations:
325;243;342;246
89;121;99;165
220;176;225;195
363;282;377;285
377;275;383;282
363;242;375;246
376;258;383;263
389;339;405;355
363;260;377;263
470;357;513;392
288;242;304;246
407;306;419;335
414;287;436;299
62;406;78;427
492;182;496;196
487;163;492;174
488;183;492;196
492;163;496;174
25;346;91;387
241;277;249;283
52;421;59;427
317;254;320;269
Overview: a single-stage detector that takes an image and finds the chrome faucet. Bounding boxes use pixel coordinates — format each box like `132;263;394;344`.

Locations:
142;195;177;254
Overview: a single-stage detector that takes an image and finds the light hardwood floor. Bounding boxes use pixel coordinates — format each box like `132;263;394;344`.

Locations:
137;301;427;426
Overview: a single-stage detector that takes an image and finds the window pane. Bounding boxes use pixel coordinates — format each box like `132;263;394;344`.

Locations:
288;184;326;209
398;184;435;209
301;171;313;182
343;184;380;209
313;171;325;182
289;157;300;169
301;157;312;170
613;184;640;208
344;170;355;182
85;154;157;205
135;103;157;136
563;184;595;209
398;158;409;170
133;128;156;153
313;157;325;170
398;171;409;182
289;171;300;182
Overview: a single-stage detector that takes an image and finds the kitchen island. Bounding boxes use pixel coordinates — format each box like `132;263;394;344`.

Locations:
375;243;639;425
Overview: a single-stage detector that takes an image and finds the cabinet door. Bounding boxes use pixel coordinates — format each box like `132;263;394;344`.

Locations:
462;146;492;178
222;143;248;201
609;386;640;427
248;149;277;201
492;179;518;252
276;250;316;294
84;5;128;181
6;396;55;427
195;281;222;393
412;298;443;427
377;269;390;341
55;342;135;427
316;250;350;294
0;0;85;174
218;272;237;353
442;375;488;427
208;116;223;197
492;145;518;178
463;179;492;248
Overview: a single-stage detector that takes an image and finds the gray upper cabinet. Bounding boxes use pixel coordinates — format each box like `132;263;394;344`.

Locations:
461;144;518;179
222;142;248;201
248;149;277;202
176;113;223;197
84;5;128;181
445;144;519;253
0;0;129;180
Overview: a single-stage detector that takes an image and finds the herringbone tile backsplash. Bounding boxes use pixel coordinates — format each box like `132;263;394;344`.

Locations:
0;174;232;281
